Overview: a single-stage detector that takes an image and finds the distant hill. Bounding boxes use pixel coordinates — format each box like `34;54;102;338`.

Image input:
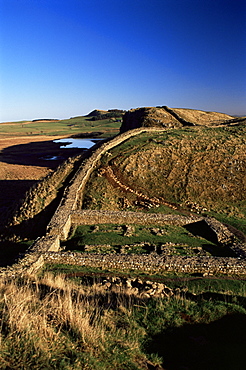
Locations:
85;109;125;122
86;109;125;117
85;109;108;117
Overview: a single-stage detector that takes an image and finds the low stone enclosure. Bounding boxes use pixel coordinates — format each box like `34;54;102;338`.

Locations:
1;126;246;278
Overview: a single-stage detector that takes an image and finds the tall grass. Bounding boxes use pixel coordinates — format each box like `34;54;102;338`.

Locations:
0;272;246;369
0;274;150;370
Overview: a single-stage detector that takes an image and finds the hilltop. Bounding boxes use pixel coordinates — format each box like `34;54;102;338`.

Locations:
120;106;245;132
85;109;108;117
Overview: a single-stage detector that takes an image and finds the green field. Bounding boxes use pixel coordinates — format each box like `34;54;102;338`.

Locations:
63;223;234;257
0;116;121;137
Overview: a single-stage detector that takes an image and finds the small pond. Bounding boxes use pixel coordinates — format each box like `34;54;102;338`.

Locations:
53;138;101;149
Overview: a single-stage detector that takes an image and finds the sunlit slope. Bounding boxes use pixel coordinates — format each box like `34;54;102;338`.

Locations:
120;106;245;133
171;108;234;125
84;123;246;231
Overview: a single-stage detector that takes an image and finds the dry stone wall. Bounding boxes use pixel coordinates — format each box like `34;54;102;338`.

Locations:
70;210;203;226
1;126;246;278
46;127;168;240
44;251;246;276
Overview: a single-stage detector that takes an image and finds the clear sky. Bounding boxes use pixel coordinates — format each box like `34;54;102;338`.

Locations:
0;0;245;122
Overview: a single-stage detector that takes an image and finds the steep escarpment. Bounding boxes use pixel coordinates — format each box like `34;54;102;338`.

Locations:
1;155;83;240
120;106;243;133
118;125;245;206
120;106;181;132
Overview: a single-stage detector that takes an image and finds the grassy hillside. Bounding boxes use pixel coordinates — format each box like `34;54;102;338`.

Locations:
83;123;246;233
171;107;234;125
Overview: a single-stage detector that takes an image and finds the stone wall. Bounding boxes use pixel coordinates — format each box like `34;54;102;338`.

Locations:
0;128;170;276
70;210;203;227
44;251;246;276
1;126;245;278
46;127;168;240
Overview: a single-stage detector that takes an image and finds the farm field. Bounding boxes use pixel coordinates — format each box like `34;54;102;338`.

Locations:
0;114;121;226
0;115;121;137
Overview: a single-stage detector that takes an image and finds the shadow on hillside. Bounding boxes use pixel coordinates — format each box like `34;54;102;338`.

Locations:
0;195;63;266
0;240;30;267
146;313;246;370
0;180;37;226
0;140;84;168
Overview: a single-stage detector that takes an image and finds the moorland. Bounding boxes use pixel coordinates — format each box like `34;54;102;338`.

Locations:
0;106;246;369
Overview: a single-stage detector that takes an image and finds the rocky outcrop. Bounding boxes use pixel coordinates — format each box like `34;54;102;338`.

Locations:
120;106;245;133
120;107;182;133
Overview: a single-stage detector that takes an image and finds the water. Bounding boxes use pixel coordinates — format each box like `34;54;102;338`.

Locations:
53;137;101;149
42;155;62;161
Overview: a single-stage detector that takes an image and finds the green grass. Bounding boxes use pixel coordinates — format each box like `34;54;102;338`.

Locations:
176;277;246;297
41;263;114;276
41;263;202;283
1;271;246;369
42;264;246;298
0;116;120;137
63;223;222;256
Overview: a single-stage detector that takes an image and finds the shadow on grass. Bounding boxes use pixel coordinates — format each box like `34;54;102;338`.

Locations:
146;313;246;370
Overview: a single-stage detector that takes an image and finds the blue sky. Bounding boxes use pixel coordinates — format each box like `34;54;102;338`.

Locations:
0;0;245;122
